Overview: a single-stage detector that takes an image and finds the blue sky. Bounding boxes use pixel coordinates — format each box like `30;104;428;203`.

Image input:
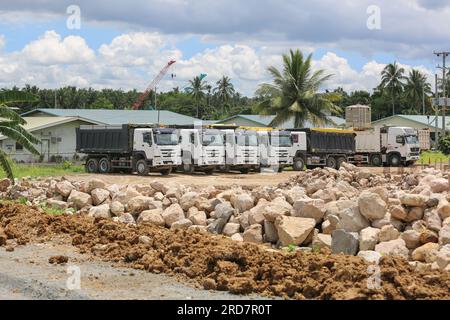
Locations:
0;0;448;95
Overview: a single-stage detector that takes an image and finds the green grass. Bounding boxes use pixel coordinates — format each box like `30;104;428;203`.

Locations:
0;162;84;179
419;151;450;164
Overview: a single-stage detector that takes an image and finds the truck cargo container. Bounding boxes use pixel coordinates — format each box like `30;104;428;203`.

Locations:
76;124;181;175
222;129;259;173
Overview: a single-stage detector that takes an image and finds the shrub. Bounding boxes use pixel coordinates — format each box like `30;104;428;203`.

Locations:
438;133;450;155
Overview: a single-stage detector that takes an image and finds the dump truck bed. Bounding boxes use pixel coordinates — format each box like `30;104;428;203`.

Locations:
76;124;132;154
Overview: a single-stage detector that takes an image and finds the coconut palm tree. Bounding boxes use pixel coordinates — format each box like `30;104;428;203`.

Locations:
255;49;340;128
213;76;235;115
0;91;40;181
380;62;406;115
185;76;208;118
404;69;432;114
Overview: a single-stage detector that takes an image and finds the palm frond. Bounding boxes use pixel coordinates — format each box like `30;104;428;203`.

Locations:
0;149;14;181
0;126;40;155
0;104;26;124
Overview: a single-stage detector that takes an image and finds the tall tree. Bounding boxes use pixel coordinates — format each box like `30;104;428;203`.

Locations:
185;76;208;118
404;69;432;114
213;76;235;115
380;62;406;115
0;92;40;181
255;49;340;128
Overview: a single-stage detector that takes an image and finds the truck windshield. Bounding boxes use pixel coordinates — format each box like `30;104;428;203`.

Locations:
155;133;179;146
405;135;419;144
236;134;258;146
270;135;293;147
202;133;224;146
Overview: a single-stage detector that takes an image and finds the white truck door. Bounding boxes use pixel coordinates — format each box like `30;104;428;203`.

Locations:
258;132;269;166
225;130;235;165
291;132;307;156
134;129;154;160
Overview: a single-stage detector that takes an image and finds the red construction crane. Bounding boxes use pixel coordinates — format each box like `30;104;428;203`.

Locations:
133;60;176;110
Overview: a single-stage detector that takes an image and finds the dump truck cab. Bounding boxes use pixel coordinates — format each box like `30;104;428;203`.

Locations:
257;130;293;172
222;129;259;173
381;126;420;166
136;128;182;167
179;128;225;174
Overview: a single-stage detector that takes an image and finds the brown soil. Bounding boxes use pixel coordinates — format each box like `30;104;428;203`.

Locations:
48;255;69;264
1;203;449;300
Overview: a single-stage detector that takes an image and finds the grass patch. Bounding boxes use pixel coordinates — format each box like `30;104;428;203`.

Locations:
419;151;450;164
0;162;84;179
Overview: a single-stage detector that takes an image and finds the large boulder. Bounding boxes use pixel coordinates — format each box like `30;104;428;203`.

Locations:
46;198;68;210
358;251;382;264
429;178;449;193
331;230;359;256
436;245;450;270
326;200;369;233
292;198;326;223
0;178;11;192
359;227;380;251
375;238;409;260
275;216;316;247
161;204;185;227
207;203;234;234
171;219;193;230
91;188;110;206
180;192;199;211
358;192;387;221
437;201;450;220
243;224;263;244
88;204;111;219
86;179;107;193
67;190;92;209
113;187;141;205
188;210;208;226
401;230;421;249
424;210;442;233
390;205;407;221
378;225;400;242
231;193;255;213
440;225;450;245
128;196;156;214
55;180;75;198
312;233;332;251
137;208;165;226
412;243;439;263
222;223;241;237
263;220;279;243
110;201;125;216
400;194;428;207
262;198;292;222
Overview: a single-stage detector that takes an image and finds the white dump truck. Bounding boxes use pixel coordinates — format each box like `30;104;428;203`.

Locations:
257;130;293;172
76;124;181;175
222;129;260;173
179;128;226;174
349;126;420;166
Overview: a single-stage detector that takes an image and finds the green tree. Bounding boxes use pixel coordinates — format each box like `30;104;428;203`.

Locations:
404;69;432;114
213;76;235;116
380;62;406;116
185;76;209;118
255;49;340;128
90;95;114;109
0;92;40;180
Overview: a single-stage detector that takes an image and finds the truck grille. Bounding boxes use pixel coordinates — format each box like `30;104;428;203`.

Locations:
276;151;289;158
411;147;420;153
206;149;221;157
161;149;176;158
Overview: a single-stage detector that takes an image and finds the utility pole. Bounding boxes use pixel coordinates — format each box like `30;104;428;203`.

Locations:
434;51;449;134
435;74;440;149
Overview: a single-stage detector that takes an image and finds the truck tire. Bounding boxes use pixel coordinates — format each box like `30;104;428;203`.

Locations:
160;168;172;176
326;157;337;169
98;158;111;174
293;157;305;171
239;168;250;174
278;166;284;173
204;168;214;175
370;154;383;167
388;154;401;167
336;157;346;169
136;159;149;176
86;158;99;173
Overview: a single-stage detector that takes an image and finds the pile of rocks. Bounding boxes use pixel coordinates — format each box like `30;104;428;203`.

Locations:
1;162;449;272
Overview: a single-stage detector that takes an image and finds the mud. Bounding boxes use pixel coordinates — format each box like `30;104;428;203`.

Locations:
48;255;69;264
1;203;449;300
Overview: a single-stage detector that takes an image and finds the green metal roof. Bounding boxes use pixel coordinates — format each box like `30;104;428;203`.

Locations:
373;115;450;131
218;114;345;128
22;108;200;126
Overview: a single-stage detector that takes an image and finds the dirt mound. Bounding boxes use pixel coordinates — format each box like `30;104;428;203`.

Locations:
0;203;449;300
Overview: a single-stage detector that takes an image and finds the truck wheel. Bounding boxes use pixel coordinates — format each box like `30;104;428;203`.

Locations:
293;158;305;171
326;157;337;169
98;158;111;174
336;157;346;169
86;158;99;173
388;154;401;167
204;168;214;175
136;159;149;176
277;166;284;173
239;168;250;174
160;168;172;176
370;154;383;167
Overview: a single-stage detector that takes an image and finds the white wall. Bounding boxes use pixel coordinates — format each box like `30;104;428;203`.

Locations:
0;120;89;163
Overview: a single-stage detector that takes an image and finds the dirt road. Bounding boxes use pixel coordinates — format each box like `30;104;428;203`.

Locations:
66;166;423;188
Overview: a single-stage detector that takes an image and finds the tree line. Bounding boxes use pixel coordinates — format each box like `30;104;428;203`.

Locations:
3;51;450;124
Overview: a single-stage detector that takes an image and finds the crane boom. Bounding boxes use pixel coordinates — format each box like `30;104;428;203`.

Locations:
133;60;176;110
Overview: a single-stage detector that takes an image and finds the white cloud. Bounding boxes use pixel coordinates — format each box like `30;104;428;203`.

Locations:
0;30;435;96
21;30;95;65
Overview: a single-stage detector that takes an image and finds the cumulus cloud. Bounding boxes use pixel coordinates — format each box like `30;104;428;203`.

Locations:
21;30;95;65
0;30;435;95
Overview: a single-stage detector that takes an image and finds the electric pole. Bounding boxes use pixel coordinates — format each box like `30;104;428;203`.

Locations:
434;51;449;134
